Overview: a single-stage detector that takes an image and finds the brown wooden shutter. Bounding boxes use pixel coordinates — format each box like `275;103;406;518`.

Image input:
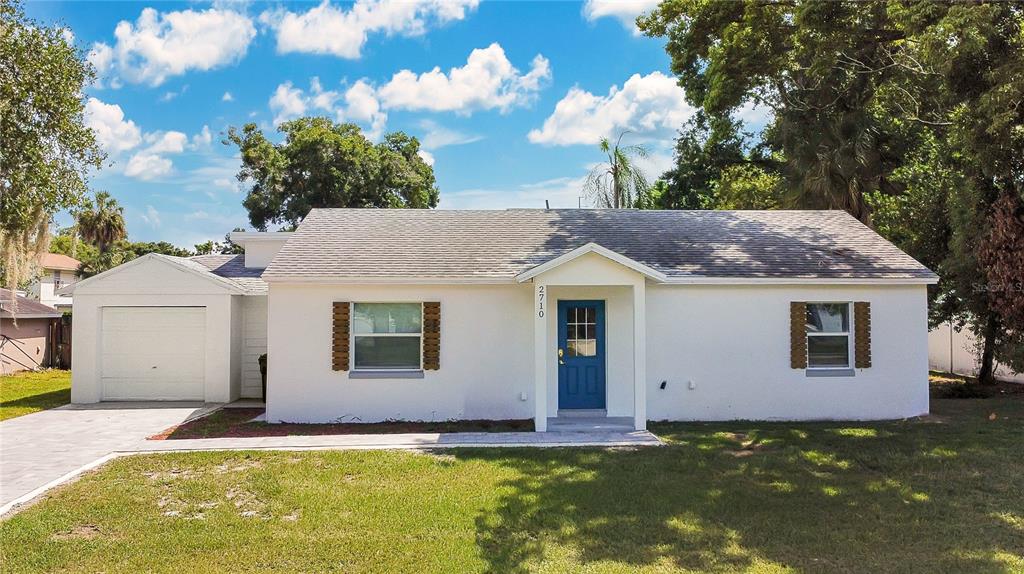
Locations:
332;302;350;371
854;301;871;368
423;302;440;370
790;302;807;369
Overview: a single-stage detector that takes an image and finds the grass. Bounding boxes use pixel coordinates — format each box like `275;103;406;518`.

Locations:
2;396;1022;573
0;369;71;421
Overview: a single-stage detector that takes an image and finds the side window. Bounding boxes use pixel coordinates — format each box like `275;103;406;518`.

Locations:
805;303;851;368
352;303;423;370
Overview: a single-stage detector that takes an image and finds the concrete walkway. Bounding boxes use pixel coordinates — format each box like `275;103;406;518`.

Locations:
137;429;663;452
0;402;217;511
1;403;661;516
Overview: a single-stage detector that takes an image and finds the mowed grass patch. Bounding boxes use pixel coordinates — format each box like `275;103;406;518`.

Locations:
0;369;71;421
1;396;1022;573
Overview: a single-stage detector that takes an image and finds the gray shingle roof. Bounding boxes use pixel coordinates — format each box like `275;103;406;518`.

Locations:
189;255;268;294
262;209;937;282
0;288;62;318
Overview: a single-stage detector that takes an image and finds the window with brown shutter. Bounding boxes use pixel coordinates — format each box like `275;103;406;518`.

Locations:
423;302;440;370
332;302;350;371
854;302;871;368
790;302;808;368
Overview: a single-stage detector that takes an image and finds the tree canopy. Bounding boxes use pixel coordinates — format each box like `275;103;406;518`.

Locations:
226;118;439;231
640;0;1024;381
0;0;102;293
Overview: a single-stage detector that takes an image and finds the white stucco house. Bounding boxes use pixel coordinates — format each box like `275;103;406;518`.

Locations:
67;209;938;430
27;253;82;310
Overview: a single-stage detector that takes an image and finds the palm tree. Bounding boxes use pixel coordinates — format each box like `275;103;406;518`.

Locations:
583;132;650;208
77;191;127;253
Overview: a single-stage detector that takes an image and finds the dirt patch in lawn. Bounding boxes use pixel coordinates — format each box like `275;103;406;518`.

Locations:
148;408;534;440
51;524;102;540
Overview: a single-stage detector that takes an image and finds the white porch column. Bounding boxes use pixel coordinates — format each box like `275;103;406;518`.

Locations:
533;280;548;432
633;280;647;430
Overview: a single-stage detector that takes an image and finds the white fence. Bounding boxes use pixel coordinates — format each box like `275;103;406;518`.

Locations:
928;322;1024;383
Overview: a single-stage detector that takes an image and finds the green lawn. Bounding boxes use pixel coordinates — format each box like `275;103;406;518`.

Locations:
2;396;1022;573
0;370;71;421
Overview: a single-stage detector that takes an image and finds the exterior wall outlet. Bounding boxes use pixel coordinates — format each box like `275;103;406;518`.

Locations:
688;380;696;390
519;392;528;401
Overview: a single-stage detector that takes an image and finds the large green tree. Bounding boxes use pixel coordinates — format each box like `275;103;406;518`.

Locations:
227;118;438;230
0;0;102;294
638;1;938;224
641;0;1024;382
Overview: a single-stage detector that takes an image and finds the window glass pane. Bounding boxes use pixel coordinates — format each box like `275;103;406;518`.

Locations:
806;303;849;333
353;303;421;334
585;324;596;339
808;335;849;367
578;339;596;357
567;339;579;357
354;336;421;368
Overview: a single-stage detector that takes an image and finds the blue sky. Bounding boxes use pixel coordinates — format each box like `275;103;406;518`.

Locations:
28;1;767;247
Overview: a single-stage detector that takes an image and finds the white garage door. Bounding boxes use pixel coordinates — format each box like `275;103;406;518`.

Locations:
101;307;206;401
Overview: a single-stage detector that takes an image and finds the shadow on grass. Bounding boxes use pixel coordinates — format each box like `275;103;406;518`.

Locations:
462;400;1024;573
1;388;71;413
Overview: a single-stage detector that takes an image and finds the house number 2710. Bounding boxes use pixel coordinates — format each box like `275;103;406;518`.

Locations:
537;285;545;318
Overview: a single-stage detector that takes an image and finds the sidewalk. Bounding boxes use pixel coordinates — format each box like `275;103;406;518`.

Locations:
136;429;663;452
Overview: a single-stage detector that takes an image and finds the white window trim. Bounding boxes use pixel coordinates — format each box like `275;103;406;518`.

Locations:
805;301;854;371
351;302;424;372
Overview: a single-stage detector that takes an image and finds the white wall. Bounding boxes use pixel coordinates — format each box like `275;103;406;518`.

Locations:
266;283;534;423
243;242;284;269
241;296;268;397
71;259;238;403
266;273;929;423
646;284;930;421
928;322;1024;383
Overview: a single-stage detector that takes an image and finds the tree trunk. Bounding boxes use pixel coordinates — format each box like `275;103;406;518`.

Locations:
977;313;999;385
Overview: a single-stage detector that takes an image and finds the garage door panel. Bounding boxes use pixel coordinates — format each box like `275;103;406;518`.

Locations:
100;307;206;401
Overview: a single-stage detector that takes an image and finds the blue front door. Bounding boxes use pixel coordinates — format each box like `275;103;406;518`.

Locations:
557;300;606;410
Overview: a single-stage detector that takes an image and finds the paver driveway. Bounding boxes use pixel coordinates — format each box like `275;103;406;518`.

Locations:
0;403;213;510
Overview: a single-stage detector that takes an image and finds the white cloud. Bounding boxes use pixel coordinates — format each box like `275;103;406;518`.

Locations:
261;0;478;59
339;79;386;140
85;97;212;180
417;149;435;166
417;119;481;150
267;43;545;141
141;205;162;228
124;153;172;180
89;7;255;87
377;43;550;114
269;81;308;125
84;97;142;153
144;131;188;154
191;125;213;149
582;0;658;34
222;91;234;102
528;71;696;146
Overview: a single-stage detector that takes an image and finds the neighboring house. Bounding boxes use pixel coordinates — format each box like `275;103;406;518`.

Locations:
67;209;938;430
928;322;1024;383
1;289;63;375
27;253;82;310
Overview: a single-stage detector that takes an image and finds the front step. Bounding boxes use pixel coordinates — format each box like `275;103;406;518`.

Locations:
547;416;635;432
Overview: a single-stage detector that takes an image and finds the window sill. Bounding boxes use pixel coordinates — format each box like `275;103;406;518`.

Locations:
806;368;855;378
349;370;425;380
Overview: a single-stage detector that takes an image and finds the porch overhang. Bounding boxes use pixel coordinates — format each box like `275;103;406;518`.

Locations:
516;243;667;284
